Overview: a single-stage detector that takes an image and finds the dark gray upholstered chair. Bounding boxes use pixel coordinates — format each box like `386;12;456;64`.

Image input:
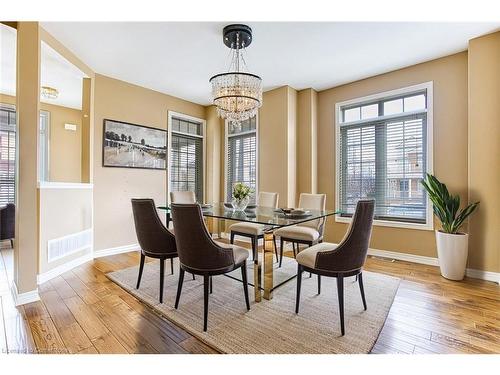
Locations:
170;203;250;331
229;191;279;261
295;199;375;336
131;198;179;303
0;203;15;248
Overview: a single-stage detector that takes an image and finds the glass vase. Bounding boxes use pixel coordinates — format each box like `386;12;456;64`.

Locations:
232;196;249;211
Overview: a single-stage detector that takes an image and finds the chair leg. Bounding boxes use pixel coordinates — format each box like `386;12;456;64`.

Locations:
170;258;174;275
273;236;279;262
175;268;185;309
10;239;14;248
317;275;321;294
241;261;250;310
295;264;303;313
279;238;284;267
230;232;235;244
136;254;145;289
209;276;213;294
159;258;165;303
355;274;358;282
250;236;256;261
203;275;210;331
336;276;345;336
192;273;196;280
292;242;297;258
358;272;367;310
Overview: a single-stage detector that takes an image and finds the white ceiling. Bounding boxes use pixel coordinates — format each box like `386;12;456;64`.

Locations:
13;22;500;106
0;24;86;110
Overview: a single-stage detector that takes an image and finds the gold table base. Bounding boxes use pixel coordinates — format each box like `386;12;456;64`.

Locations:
254;231;275;301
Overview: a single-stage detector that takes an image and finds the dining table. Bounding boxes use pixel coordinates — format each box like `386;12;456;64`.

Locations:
158;203;339;303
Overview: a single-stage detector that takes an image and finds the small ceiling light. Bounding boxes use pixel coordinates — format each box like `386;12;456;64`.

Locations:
41;86;59;100
210;24;262;132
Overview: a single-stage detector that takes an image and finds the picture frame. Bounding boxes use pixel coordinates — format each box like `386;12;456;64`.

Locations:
102;119;167;170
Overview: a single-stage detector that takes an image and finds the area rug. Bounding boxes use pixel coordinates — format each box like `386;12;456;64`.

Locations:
107;254;400;354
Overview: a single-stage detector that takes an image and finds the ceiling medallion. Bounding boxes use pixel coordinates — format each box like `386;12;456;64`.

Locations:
209;24;262;132
41;86;59;100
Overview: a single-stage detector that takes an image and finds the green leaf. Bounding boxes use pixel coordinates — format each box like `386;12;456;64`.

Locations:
420;173;479;233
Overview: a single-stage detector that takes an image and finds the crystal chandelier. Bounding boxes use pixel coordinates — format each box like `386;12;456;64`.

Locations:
41;86;59;99
210;24;262;131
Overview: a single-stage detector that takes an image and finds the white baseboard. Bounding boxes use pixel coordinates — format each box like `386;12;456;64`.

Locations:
368;248;439;266
37;252;93;285
465;268;500;284
10;282;40;306
94;243;139;258
368;248;500;284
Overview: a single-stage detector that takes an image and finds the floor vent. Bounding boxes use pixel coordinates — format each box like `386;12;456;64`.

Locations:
47;229;92;263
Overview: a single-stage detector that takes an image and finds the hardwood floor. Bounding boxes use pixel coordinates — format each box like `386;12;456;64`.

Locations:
0;240;499;354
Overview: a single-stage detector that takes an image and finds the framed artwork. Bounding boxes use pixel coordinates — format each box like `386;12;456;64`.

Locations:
102;119;167;170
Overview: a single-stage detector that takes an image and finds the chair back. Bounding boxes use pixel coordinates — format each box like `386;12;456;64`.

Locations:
315;199;375;272
258;192;279;209
170;191;196;204
131;199;176;256
297;193;326;231
0;203;15;240
170;203;235;271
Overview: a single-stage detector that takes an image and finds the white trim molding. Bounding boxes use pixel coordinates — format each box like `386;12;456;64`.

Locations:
167;110;207;204
38;181;94;189
94;243;140;258
10;283;40;306
37;252;93;285
367;248;500;284
223;114;259;203
335;81;434;231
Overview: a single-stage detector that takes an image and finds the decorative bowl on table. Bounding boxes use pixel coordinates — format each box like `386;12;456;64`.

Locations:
245;204;257;211
224;202;234;210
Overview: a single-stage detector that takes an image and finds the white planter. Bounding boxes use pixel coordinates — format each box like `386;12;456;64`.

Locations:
435;230;469;281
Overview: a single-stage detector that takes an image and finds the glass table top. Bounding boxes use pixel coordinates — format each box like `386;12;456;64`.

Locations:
158;203;340;229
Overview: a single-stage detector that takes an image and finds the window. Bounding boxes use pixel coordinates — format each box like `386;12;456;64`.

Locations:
0;104;16;206
225;116;258;203
168;112;205;203
336;82;433;229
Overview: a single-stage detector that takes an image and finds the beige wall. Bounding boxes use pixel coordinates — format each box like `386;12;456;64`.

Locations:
93;74;206;251
1;94;83;183
81;77;91;183
258;86;298;208
42;102;82;182
287;87;298;206
38;187;92;273
14;22;40;294
205;105;222;203
468;32;500;273
318;52;469;259
297;88;318;196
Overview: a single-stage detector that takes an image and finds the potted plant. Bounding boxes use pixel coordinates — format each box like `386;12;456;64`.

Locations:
232;182;253;211
421;174;479;280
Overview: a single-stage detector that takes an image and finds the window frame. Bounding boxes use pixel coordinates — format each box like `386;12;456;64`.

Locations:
0;103;17;206
224;114;259;203
167;111;207;204
39;110;50;182
334;82;434;231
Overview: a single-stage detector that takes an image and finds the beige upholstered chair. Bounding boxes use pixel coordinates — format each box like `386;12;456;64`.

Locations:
273;193;326;267
170;191;196;204
295;199;375;336
229;192;279;260
167;191;197;228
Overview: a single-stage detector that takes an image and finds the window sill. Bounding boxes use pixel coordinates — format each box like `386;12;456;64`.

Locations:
335;215;434;231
